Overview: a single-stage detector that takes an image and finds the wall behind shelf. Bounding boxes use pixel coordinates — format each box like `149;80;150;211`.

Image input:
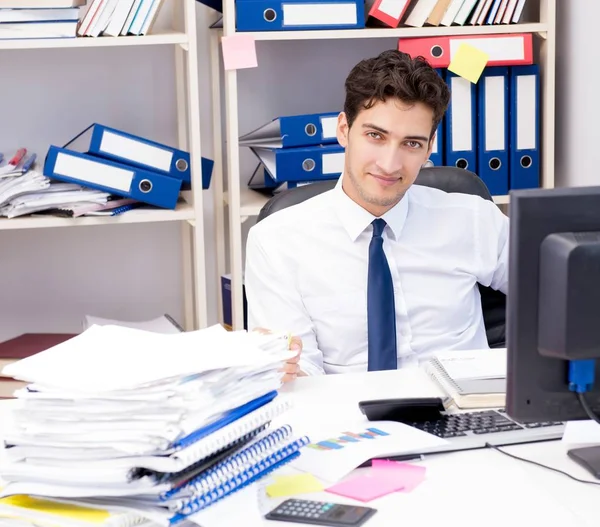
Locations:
555;0;598;188
0;4;219;340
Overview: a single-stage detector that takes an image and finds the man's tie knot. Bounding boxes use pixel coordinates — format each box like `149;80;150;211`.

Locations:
372;218;387;238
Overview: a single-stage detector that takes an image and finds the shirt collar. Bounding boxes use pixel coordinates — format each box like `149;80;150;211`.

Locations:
333;174;409;242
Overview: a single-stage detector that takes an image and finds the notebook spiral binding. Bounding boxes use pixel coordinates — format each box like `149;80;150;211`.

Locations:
161;425;293;500
168;436;310;523
424;358;463;397
169;398;292;469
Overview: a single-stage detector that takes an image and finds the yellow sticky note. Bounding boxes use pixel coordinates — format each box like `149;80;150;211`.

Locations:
221;34;258;71
448;43;489;84
0;495;111;523
266;473;325;497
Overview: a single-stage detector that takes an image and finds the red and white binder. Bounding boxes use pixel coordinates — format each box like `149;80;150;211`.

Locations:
367;0;411;28
397;33;533;68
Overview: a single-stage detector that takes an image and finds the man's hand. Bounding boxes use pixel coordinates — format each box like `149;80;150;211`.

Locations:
253;328;305;383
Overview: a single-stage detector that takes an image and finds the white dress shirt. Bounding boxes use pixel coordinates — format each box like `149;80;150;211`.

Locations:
245;175;509;376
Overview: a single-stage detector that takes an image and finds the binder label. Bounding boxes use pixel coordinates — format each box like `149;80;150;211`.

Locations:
485;76;506;151
322;152;345;174
449;36;527;62
450;76;473;152
100;131;173;172
378;0;408;18
54;152;133;192
320;116;338;140
516;75;536;150
282;3;358;26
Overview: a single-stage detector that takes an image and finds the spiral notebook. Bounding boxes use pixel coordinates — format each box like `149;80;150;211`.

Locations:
161;425;310;524
424;348;507;409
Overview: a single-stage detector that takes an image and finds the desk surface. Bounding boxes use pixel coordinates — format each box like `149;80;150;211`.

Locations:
262;369;599;527
1;370;598;527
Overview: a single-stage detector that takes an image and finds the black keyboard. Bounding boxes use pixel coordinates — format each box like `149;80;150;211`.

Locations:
409;409;563;439
399;409;565;456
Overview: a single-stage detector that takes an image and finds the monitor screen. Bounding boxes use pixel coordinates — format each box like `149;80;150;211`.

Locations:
506;185;600;423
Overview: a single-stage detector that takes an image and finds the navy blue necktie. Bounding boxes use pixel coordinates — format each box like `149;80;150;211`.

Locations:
367;218;398;371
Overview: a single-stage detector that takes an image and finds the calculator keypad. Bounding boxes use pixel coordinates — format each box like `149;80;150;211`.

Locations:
273;499;334;519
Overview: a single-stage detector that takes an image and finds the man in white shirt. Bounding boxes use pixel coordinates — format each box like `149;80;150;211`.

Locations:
245;50;509;381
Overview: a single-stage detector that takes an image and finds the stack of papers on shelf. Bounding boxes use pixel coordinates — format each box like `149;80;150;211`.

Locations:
0;171;112;218
0;324;308;526
423;348;507;409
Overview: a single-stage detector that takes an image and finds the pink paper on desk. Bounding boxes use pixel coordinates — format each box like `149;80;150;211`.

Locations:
371;460;427;492
221;34;258;71
325;472;405;502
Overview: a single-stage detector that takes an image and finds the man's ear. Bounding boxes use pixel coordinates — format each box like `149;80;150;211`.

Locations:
336;112;349;148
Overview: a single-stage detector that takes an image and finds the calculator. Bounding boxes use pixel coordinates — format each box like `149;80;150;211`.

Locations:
265;498;377;526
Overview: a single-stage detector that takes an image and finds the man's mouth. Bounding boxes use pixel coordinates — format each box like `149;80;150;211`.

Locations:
370;173;400;187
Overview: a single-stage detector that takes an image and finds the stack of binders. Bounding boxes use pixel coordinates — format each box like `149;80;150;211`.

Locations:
399;33;540;195
0;324;309;525
43;123;214;210
240;111;344;194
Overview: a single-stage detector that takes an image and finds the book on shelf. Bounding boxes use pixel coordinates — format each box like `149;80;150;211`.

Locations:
366;0;529;29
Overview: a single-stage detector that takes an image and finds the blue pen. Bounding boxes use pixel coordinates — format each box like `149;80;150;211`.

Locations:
20;153;36;173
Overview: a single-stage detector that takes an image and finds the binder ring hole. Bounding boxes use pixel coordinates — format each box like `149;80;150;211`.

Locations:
176;159;188;172
431;45;444;58
302;159;316;172
455;158;468;170
521;155;532;168
305;123;317;137
263;8;276;21
139;179;153;193
489;158;501;171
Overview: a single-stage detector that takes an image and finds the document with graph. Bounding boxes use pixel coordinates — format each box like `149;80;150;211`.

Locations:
289;421;447;482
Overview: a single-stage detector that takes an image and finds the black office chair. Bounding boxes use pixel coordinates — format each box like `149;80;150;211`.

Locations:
256;166;507;348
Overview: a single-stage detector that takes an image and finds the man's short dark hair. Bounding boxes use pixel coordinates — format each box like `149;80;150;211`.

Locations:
343;50;451;138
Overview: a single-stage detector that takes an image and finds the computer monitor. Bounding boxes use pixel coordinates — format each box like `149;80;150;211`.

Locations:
506;185;600;424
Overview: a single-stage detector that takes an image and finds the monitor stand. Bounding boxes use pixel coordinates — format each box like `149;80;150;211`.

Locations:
567;446;600;479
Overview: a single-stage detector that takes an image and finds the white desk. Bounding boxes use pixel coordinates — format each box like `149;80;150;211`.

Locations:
1;371;598;527
257;369;599;527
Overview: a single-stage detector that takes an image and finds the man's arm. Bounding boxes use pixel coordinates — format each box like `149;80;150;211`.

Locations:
245;227;325;376
477;199;510;294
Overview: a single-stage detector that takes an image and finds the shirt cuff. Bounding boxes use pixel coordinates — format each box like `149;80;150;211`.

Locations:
298;358;325;377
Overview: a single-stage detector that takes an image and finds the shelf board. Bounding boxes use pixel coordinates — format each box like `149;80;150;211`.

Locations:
231;187;509;219
0;201;195;230
225;187;271;219
245;22;547;41
0;30;188;50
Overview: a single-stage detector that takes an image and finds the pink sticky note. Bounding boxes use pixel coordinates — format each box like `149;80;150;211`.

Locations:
221;35;258;71
371;460;427;492
325;472;405;502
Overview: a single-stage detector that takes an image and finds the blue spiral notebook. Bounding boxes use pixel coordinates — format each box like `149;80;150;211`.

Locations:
162;425;310;524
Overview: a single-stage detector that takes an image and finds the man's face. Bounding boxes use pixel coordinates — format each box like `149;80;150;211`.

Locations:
337;97;435;216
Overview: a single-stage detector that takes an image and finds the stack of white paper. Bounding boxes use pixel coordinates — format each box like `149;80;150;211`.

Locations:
0;324;298;526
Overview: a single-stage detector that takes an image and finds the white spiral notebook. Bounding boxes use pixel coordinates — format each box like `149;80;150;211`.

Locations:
424;348;507;409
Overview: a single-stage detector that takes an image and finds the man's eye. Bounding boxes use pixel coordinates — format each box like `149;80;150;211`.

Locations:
367;132;382;140
406;141;422;149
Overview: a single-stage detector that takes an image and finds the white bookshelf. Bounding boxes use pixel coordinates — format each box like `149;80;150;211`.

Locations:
2;0;209;332
213;0;557;330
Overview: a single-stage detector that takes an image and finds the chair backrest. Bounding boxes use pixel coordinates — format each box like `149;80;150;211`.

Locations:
256;166;506;347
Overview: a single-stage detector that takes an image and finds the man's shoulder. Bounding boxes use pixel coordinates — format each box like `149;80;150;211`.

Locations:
249;189;336;241
409;183;492;211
